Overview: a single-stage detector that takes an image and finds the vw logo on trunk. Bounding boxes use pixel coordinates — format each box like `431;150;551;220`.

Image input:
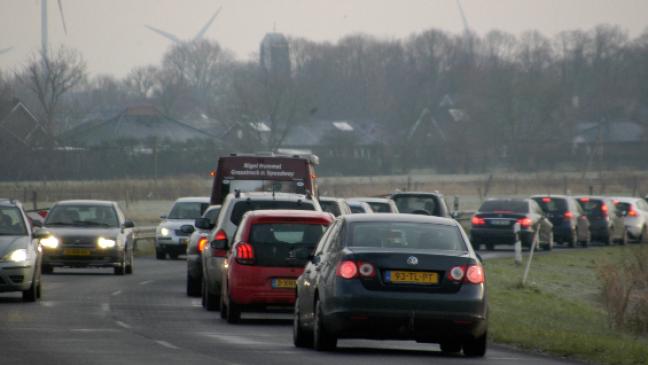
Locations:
407;256;419;265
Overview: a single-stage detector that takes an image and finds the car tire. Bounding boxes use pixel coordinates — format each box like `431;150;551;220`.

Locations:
202;279;220;311
220;297;227;319
640;225;648;244
293;298;313;348
226;296;241;324
313;299;337;351
114;257;126;275
440;341;462;353
42;265;53;275
125;249;134;274
463;332;487;357
155;249;166;260
22;272;39;302
186;273;201;297
567;230;577;248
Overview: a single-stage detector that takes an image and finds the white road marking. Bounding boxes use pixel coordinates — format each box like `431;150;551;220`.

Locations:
115;321;131;329
155;340;180;350
101;303;110;312
191;299;202;307
70;328;119;333
111;290;122;296
205;334;268;346
40;301;56;307
139;280;153;285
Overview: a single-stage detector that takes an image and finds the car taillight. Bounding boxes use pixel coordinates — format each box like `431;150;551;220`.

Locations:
628;209;638;217
580;197;590;203
235;242;255;265
448;265;465;282
357;262;376;278
466;265;485;284
471;216;486;226
542;197;551;203
564;211;573;219
601;204;608;217
214;229;227;242
198;237;208;252
336;260;358;279
518;217;532;228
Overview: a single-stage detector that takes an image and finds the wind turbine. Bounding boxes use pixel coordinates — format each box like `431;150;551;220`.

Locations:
41;0;68;62
456;0;470;34
145;7;222;44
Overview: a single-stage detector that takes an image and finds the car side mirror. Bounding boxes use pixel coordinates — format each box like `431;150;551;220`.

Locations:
123;220;135;228
180;225;195;234
210;239;228;250
33;228;49;239
194;217;214;230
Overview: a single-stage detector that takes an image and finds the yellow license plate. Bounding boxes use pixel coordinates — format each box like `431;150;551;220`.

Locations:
386;271;438;285
272;278;296;289
63;248;91;256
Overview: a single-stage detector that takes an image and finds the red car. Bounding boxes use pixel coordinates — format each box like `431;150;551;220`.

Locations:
220;210;334;323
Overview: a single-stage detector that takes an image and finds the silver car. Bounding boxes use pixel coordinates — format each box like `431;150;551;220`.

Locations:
614;197;648;242
184;205;221;297
349;197;399;213
0;199;42;302
155;197;210;260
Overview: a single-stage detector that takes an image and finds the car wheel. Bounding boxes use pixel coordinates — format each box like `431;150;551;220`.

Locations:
22;272;39;302
36;277;42;299
203;280;220;311
567;229;577;248
440;341;462;353
226;295;241;324
155;248;166;260
220;296;227;319
42;265;53;274
114;257;126;275
125;249;134;274
293;298;313;348
463;332;487;357
186;273;201;297
640;225;648;244
313;299;337;351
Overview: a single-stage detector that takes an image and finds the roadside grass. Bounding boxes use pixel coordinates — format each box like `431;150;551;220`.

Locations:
487;246;648;365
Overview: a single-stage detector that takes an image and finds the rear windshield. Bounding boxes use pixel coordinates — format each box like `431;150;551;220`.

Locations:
367;202;392;213
349;204;368;214
0;207;27;236
392;195;440;215
532;198;568;213
320;201;341;217
577;199;606;217
168;202;209;219
250;223;327;267
230;201;315;225
347;222;466;251
615;202;632;215
479;200;528;214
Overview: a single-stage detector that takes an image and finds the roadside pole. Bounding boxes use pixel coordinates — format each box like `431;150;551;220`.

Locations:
522;230;539;286
513;223;522;266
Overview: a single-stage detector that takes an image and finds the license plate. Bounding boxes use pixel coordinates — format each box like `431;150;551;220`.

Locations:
385;271;438;285
63;248;91;256
272;278;296;289
490;220;510;226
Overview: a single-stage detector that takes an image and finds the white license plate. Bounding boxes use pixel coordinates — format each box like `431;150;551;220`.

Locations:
490;220;510;226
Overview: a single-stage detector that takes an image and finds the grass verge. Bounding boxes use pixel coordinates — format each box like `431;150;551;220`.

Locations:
487;245;648;365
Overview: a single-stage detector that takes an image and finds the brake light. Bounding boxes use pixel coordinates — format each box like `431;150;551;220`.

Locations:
336;260;358;279
580;197;590;203
628;209;638;217
209;170;217;177
542;197;551;203
235;242;255;264
214;229;227;241
564;211;573;219
601;204;608;216
198;237;208;252
357;262;376;277
466;265;485;284
471;216;486;226
38;210;48;218
518;217;532;228
448;266;465;282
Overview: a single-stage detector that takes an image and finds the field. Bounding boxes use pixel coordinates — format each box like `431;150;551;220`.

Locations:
487;245;648;365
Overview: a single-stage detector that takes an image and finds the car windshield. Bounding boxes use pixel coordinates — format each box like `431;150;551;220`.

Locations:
45;204;119;227
392;195;439;215
367;201;392;213
347;222;466;251
533;198;568;213
168;202;209;219
0;207;28;236
320;201;341;217
231;201;315;225
249;223;327;267
479;200;528;213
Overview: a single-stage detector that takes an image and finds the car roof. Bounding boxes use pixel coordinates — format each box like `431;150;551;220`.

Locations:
244;209;333;220
53;200;116;206
350;197;392;203
229;192;312;202
0;199;22;208
530;194;571;199
318;196;343;202
342;213;457;226
175;197;210;203
612;197;642;203
391;192;443;197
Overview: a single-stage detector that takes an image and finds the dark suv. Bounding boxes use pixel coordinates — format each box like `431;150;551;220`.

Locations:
531;195;591;247
575;196;627;245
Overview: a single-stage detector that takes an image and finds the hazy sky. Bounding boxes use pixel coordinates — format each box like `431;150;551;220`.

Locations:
1;0;646;78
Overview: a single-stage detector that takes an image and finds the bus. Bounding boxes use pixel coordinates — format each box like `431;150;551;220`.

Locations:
210;153;319;205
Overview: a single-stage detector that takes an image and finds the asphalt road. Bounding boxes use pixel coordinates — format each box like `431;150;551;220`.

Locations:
0;256;582;365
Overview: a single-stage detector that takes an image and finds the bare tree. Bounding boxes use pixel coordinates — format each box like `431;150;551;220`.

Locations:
18;46;86;137
124;65;159;100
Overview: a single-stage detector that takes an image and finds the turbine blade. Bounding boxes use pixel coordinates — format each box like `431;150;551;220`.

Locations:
0;47;14;55
456;0;470;33
194;7;222;40
57;0;68;35
145;25;182;43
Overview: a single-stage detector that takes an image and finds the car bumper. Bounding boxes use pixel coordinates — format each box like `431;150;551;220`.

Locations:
623;219;643;238
552;224;573;241
43;249;122;268
471;228;533;245
156;240;188;255
321;279;488;341
0;264;35;292
231;286;296;306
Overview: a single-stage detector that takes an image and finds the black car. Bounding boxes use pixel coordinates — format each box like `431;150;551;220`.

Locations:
531;195;591;247
294;214;488;357
575;196;628;245
390;192;451;217
184;205;221;297
470;198;553;250
39;200;135;275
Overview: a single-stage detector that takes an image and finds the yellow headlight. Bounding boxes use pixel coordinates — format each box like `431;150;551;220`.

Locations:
9;249;28;262
40;236;60;249
97;237;116;249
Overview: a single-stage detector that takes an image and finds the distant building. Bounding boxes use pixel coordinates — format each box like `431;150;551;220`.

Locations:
260;33;291;81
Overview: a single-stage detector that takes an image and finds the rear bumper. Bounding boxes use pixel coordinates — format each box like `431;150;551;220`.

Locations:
156;243;187;255
231;286;296;306
471;228;533;245
320;279;488;341
552;224;573;241
0;265;35;292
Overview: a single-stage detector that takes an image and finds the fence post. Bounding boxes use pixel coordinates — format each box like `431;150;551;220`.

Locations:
513;223;522;266
522;230;539;286
31;191;37;210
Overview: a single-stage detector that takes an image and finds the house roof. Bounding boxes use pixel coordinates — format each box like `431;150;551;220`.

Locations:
0;100;48;146
573;120;644;144
281;119;382;148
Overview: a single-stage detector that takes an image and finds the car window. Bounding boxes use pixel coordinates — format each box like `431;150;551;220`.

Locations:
367;202;392;213
45;204;119;227
392;195;439;215
230;200;315;226
577;199;607;217
315;221;339;255
249;223;328;267
204;207;221;223
319;201;341;217
533;197;568;213
168;202;209;219
349;204;367;214
0;207;28;236
478;200;528;213
347;222;466;251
